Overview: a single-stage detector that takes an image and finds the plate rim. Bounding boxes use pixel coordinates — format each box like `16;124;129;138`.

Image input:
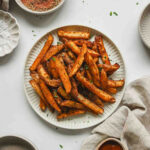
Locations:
24;25;126;130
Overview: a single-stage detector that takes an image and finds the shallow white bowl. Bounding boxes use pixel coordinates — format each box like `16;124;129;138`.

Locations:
139;3;150;48
15;0;65;15
24;25;126;130
0;135;38;150
0;10;20;57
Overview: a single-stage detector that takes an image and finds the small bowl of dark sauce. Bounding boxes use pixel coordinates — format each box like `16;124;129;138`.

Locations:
96;138;127;150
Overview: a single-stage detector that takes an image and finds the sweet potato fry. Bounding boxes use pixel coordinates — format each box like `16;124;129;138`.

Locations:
85;52;101;87
60;100;86;110
57;110;86;119
92;41;98;52
107;80;125;88
98;63;120;75
42;44;64;62
70;78;78;97
52;90;63;105
30;34;53;71
86;69;92;81
58;30;90;40
29;79;45;100
107;88;117;94
54;56;72;93
47;59;59;79
57;86;72;99
67;51;76;61
86;49;100;57
95;36;111;65
30;71;40;83
61;52;74;65
37;64;61;87
74;40;93;48
87;93;104;108
69;44;87;77
76;72;115;103
72;92;104;114
100;69;108;89
40;98;46;111
39;79;61;113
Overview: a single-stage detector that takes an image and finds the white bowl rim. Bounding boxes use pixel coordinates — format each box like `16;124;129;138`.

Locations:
0;10;20;57
15;0;65;15
138;3;150;49
95;137;128;150
0;135;38;150
24;24;126;130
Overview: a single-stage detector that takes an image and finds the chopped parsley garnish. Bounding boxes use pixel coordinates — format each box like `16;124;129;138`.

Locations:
104;56;107;59
99;67;102;72
32;30;34;32
110;11;112;16
59;144;63;149
51;57;56;61
84;64;89;70
136;2;139;5
33;34;36;36
57;41;62;45
113;12;118;16
90;80;93;83
54;95;58;98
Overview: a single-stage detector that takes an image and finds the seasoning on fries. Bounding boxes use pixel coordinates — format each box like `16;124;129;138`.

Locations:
29;29;125;120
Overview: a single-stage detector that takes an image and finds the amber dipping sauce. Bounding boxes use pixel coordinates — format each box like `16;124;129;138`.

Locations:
99;140;123;150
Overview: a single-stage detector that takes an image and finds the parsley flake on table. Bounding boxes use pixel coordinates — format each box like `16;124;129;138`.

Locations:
110;11;112;16
113;12;118;16
59;144;63;149
136;2;139;5
51;57;56;61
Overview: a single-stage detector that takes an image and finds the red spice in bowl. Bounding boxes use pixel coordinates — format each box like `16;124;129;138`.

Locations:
21;0;61;12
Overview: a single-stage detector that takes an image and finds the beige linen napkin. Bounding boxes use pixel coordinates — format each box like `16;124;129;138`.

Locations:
0;0;9;11
81;76;150;150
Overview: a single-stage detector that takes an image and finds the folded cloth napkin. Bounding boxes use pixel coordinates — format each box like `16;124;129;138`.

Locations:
81;76;150;150
0;0;9;11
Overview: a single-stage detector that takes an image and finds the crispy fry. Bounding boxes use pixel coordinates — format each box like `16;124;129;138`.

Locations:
61;52;74;65
74;40;93;48
29;79;45;100
52;90;63;105
95;36;111;65
57;110;86;119
57;86;72;99
85;52;101;87
30;35;53;71
87;93;104;108
70;78;78;97
69;44;87;77
40;98;46;111
55;56;72;93
39;79;61;112
60;100;86;110
58;30;90;40
100;69;108;89
107;80;125;88
86;49;100;57
72;92;104;114
92;41;98;52
107;88;117;94
37;64;61;87
47;59;59;79
67;51;76;61
86;69;92;81
42;44;64;62
30;71;40;83
76;72;115;102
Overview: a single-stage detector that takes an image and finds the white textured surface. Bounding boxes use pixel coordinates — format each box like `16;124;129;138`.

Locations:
139;3;150;48
0;10;19;57
24;25;125;129
0;0;150;150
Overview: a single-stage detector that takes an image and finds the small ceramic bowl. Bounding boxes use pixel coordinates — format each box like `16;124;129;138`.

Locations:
96;138;127;150
15;0;65;15
0;10;20;57
0;135;38;150
139;3;150;49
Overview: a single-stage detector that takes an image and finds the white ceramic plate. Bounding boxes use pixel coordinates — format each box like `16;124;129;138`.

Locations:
0;10;19;57
139;3;150;48
24;25;126;130
15;0;65;15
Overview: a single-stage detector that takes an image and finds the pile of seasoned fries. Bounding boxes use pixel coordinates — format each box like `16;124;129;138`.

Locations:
29;30;125;120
